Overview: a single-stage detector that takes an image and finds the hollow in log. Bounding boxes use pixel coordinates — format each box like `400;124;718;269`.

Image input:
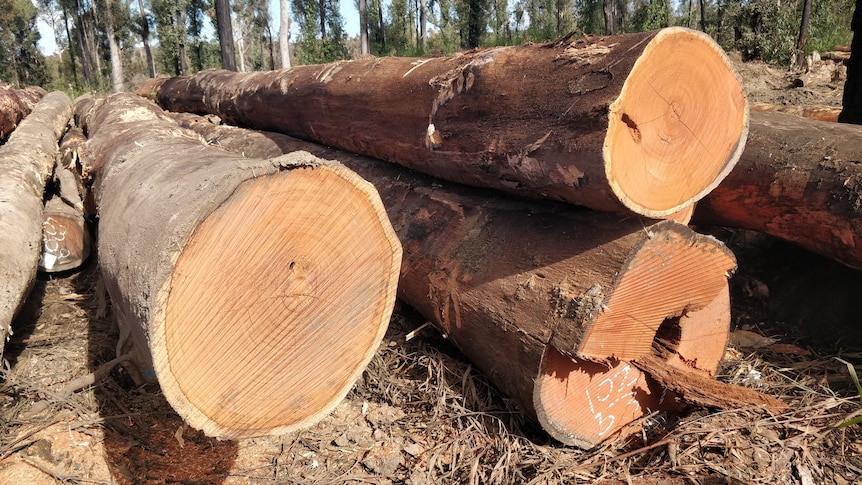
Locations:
0;92;72;360
80;94;401;439
139;27;748;219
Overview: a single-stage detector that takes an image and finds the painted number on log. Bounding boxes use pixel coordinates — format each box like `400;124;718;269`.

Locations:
585;362;641;437
41;216;70;270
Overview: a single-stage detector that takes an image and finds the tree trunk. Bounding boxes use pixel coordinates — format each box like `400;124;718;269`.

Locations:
359;0;369;55
168;112;741;449
39;161;90;274
72;0;94;87
377;0;385;52
797;0;812;54
698;0;705;31
215;0;237;71
105;0;126;93
137;0;157;78
139;28;748;219
76;93;400;439
693;112;862;270
61;4;80;88
319;0;327;39
841;0;862;124
176;9;189;76
0;92;73;361
279;0;292;67
603;0;614;35
419;0;426;52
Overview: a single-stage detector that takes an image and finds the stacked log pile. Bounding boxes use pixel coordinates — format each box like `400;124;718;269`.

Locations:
131;27;797;448
12;25;859;449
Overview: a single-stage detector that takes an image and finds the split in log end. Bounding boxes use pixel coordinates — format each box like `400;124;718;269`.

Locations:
151;163;402;439
605;27;749;218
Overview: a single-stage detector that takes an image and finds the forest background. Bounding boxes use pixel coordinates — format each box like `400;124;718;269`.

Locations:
0;0;856;95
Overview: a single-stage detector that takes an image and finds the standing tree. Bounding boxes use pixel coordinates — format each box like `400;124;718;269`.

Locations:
280;0;292;67
0;0;49;87
214;0;237;70
359;0;369;55
105;0;125;92
797;0;813;57
133;0;157;77
291;0;347;63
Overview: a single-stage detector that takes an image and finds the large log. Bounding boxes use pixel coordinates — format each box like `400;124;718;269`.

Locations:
0;82;46;140
38;160;91;274
693;112;862;269
0;92;72;361
78;94;402;439
171;113;744;448
139;27;749;219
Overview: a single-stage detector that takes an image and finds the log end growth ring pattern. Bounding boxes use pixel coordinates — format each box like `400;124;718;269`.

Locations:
157;166;401;439
605;27;749;218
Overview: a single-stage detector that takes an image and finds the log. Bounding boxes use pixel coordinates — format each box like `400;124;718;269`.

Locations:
79;93;402;439
0;92;73;360
139;27;749;219
170;114;742;448
693;112;862;269
750;103;842;123
0;82;38;141
38;161;91;273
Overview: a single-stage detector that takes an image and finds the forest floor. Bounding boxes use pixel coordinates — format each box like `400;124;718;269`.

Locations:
2;54;862;484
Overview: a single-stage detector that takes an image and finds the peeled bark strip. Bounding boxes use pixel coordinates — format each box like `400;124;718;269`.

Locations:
171;114;739;448
82;94;401;439
140;27;748;218
694;112;862;269
0;92;72;359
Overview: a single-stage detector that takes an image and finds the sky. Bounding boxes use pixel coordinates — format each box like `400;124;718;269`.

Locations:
36;0;362;56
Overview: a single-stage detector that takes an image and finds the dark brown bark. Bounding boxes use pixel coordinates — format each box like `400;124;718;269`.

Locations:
694;112;862;269
0;83;28;140
139;28;748;219
359;0;369;55
797;0;813;54
170;113;738;448
0;92;73;360
78;94;400;439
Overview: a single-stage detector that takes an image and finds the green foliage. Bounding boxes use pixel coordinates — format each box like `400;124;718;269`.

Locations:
576;0;604;35
836;357;862;428
631;0;670;32
0;0;49;86
291;0;348;64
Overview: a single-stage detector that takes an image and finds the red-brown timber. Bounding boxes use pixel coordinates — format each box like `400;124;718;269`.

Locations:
77;94;401;439
139;27;748;219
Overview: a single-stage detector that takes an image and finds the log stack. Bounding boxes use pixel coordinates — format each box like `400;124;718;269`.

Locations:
166;113;785;449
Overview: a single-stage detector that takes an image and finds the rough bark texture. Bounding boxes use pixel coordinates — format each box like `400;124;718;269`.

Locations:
171;113;740;448
0;92;73;360
0;83;46;141
694;112;862;270
79;94;401;439
139;27;748;219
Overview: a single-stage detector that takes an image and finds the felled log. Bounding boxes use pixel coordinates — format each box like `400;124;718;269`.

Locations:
39;160;90;273
171;113;745;448
0;92;72;360
139;27;748;219
750;103;842;123
0;82;46;140
78;93;401;439
694;112;862;270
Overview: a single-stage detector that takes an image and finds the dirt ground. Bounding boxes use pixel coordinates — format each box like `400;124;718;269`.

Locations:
3;54;862;484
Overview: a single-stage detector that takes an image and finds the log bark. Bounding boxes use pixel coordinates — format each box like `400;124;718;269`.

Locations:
138;27;749;219
79;94;401;439
693;112;862;270
170;113;741;448
0;83;46;141
0;92;73;360
750;103;842;123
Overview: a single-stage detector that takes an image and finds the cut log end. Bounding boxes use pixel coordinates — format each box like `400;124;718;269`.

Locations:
152;164;401;439
536;222;735;448
605;27;749;218
578;222;736;361
39;211;90;273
